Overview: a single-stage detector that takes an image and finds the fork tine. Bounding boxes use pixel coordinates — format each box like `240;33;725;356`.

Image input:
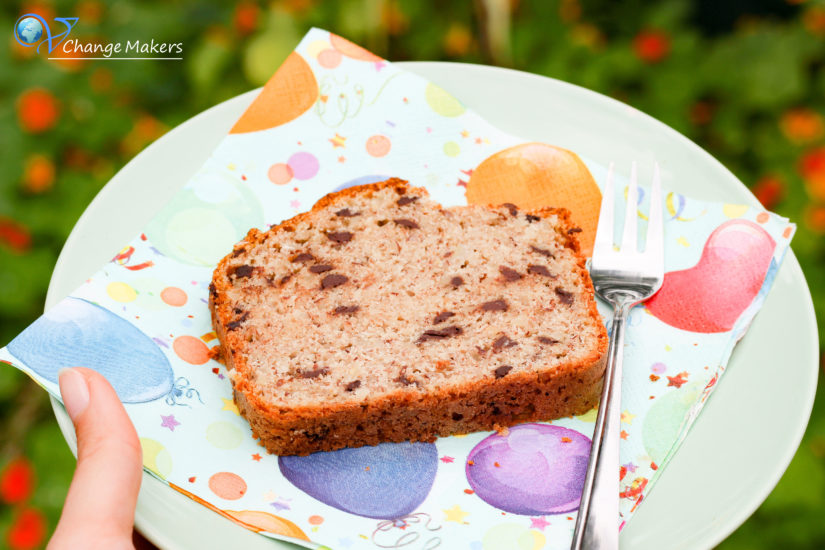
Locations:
594;162;615;253
621;161;638;252
645;162;664;264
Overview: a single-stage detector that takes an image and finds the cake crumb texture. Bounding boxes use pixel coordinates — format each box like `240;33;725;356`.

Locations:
210;178;607;455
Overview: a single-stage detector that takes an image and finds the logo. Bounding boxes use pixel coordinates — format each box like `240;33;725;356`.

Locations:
14;13;78;54
12;13;182;60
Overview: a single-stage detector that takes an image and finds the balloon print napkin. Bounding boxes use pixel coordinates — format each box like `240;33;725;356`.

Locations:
0;28;795;550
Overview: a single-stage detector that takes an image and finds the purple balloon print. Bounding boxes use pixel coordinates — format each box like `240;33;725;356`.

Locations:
279;441;438;519
466;423;591;515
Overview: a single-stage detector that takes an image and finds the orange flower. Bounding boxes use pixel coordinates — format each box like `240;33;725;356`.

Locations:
781;108;824;144
234;2;259;35
382;1;408;35
633;30;670;63
559;0;581;22
751;176;784;210
22;154;55;193
16;88;60;133
76;0;103;23
804;6;825;36
444;24;473;57
689;101;714;126
7;508;46;550
799;147;825;201
90;67;113;93
121;114;168;155
0;458;35;504
0;218;32;253
804;205;825;233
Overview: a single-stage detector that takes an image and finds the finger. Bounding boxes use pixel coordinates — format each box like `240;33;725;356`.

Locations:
49;368;142;548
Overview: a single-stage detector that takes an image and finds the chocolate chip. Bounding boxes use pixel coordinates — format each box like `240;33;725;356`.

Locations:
395;371;416;386
226;312;249;331
526;214;541;223
527;265;555;278
231;247;245;257
502;203;518;216
309;264;333;274
417;326;463;343
433;311;455;324
450;276;464;287
291;252;315;263
394;186;407;195
492;406;501;415
333;305;360;315
494;366;513;379
451;412;464;421
299;366;329;379
376;219;389;226
397;196;419;206
567;227;583;234
555;287;574;305
481;299;508;312
327;231;354;244
393;218;419;229
279;274;292;286
538;336;559;345
321;274;348;289
233;307;243;314
231;264;254;278
345;380;361;392
530;245;554;258
209;282;217;297
499;266;522;282
335;208;360;217
492;335;517;351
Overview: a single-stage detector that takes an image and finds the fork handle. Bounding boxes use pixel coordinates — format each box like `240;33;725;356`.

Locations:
571;298;632;550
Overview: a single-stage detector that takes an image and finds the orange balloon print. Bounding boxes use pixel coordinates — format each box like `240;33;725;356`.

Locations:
168;483;310;541
330;33;383;62
466;143;602;256
226;510;310;540
160;286;187;307
230;52;318;134
173;335;210;365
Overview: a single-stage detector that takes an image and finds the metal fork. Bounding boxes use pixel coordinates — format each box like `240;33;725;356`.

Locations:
571;162;665;550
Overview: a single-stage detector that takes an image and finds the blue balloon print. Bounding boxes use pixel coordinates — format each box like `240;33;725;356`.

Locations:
279;441;438;519
332;174;389;193
7;297;174;403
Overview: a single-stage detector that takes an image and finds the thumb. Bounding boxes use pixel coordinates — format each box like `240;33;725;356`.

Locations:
49;367;143;549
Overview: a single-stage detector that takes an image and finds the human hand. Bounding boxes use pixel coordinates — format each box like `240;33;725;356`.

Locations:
48;367;143;550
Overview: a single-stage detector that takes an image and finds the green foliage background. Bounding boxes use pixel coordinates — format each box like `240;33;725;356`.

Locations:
0;0;823;548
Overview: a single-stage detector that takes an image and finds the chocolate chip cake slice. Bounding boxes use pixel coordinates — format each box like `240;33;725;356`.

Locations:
210;178;607;456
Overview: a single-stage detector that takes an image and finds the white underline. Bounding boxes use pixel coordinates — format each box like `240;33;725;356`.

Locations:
47;57;183;60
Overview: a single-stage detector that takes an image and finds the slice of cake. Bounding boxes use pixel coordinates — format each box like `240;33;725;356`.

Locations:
210;178;607;456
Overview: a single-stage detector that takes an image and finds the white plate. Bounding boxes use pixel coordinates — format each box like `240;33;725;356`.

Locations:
46;62;819;550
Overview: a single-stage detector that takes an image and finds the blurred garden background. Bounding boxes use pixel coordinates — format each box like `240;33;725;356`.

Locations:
1;0;824;548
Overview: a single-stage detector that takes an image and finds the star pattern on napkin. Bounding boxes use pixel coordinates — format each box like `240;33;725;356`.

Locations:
160;414;180;431
443;504;469;523
530;516;550;530
667;371;689;388
221;398;240;415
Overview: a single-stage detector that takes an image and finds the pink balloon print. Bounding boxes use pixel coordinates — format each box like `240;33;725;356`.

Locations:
287;152;319;180
646;219;775;333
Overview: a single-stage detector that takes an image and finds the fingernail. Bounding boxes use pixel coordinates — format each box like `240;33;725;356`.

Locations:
58;368;89;422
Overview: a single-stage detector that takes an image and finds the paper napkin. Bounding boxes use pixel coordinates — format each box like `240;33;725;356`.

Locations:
0;28;795;550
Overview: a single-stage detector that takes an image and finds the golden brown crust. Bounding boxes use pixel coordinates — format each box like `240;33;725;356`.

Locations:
210;178;607;456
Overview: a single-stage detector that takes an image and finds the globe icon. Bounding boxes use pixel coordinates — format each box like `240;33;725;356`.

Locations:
16;17;43;45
